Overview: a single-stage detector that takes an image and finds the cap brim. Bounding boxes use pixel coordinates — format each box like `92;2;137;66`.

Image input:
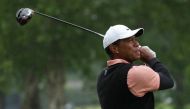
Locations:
133;28;144;37
118;28;144;40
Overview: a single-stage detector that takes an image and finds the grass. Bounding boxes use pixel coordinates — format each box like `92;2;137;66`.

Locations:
75;105;101;109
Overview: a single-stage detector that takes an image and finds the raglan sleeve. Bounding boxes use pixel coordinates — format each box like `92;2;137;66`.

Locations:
127;65;160;97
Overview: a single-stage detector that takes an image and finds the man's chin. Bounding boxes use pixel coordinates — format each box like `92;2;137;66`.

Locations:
130;56;140;62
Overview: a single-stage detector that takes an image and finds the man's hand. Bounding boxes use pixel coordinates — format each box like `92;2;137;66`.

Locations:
139;46;156;62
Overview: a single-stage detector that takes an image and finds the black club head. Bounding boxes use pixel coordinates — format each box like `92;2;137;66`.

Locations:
16;8;34;25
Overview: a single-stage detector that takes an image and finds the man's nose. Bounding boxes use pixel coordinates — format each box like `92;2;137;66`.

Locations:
134;41;140;47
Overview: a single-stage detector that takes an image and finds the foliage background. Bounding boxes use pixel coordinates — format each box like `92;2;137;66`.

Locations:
0;0;190;109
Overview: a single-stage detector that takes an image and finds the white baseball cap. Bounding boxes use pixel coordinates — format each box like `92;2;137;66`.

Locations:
103;24;144;49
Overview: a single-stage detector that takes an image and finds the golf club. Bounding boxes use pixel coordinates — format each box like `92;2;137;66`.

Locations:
16;8;104;37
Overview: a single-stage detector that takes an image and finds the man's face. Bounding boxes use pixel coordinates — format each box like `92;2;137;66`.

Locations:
112;36;141;62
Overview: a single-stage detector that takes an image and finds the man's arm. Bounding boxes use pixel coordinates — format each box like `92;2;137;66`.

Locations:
140;46;174;90
147;58;174;90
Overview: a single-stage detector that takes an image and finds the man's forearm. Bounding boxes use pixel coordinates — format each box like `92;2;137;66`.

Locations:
147;58;174;90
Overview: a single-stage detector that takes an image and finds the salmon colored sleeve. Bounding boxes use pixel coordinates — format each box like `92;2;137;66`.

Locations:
127;65;160;97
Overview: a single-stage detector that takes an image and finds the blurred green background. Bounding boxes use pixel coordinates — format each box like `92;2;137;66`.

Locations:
0;0;190;109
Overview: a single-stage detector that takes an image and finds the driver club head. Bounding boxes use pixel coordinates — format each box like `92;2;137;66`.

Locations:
16;8;34;25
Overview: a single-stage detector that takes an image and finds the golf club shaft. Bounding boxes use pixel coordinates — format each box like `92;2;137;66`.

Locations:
34;11;104;37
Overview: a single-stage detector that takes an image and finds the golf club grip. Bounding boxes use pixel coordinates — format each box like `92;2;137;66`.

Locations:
34;11;104;37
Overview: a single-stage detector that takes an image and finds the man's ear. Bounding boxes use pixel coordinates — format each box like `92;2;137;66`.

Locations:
109;44;119;54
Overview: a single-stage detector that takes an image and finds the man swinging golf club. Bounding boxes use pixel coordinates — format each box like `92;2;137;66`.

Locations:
97;24;174;109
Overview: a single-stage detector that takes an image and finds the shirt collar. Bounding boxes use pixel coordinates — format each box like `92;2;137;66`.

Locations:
107;59;129;66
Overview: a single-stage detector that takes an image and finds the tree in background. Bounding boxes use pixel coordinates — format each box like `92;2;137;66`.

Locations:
0;0;190;109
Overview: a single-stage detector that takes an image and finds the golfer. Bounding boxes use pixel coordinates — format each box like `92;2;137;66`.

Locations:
97;25;174;109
